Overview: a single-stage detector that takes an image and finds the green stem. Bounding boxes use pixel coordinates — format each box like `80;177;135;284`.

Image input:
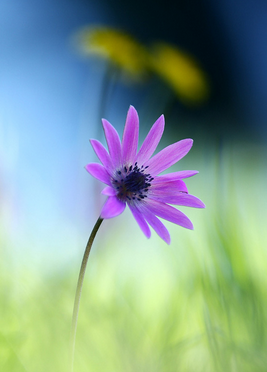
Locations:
70;217;104;372
97;62;120;141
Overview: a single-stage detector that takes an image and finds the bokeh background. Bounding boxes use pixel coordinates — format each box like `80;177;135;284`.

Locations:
1;1;267;371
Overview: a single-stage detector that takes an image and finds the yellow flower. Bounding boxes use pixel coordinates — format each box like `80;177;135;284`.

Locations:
149;43;210;105
74;26;149;78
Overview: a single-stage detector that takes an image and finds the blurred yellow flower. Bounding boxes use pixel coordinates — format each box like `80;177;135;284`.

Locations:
75;26;149;78
150;43;210;105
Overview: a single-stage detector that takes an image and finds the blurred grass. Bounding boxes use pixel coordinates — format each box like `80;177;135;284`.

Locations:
1;140;267;372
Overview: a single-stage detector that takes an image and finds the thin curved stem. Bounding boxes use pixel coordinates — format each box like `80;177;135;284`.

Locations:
70;217;104;372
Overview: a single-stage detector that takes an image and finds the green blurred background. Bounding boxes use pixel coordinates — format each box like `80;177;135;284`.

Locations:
1;0;267;371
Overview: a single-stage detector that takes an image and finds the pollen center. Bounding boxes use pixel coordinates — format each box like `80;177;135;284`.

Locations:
124;171;147;192
112;163;154;202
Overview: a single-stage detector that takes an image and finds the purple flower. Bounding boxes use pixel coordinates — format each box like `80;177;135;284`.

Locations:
86;106;205;244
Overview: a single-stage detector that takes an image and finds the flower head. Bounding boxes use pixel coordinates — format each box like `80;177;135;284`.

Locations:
86;106;205;244
149;43;209;105
74;26;148;78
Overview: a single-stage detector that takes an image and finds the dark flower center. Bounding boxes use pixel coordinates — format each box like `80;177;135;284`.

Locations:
112;163;154;202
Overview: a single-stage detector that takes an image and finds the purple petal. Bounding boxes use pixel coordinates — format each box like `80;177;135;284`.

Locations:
101;186;117;196
153;170;199;182
101;196;126;219
85;163;111;185
90;139;114;173
140;206;170;244
150;193;205;208
102;119;122;168
134;114;165;165
128;204;151;239
121;106;139;164
145;199;194;229
146;139;193;175
150;180;188;194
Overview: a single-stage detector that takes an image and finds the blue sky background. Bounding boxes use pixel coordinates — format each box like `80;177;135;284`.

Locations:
1;0;112;253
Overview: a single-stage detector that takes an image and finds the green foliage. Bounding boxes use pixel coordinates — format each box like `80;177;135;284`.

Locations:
1;142;266;371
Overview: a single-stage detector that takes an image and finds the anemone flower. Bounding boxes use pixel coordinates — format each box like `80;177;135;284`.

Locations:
70;106;204;370
86;105;205;244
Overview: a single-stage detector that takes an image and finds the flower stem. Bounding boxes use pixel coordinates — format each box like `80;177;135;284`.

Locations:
97;62;120;141
70;217;104;372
